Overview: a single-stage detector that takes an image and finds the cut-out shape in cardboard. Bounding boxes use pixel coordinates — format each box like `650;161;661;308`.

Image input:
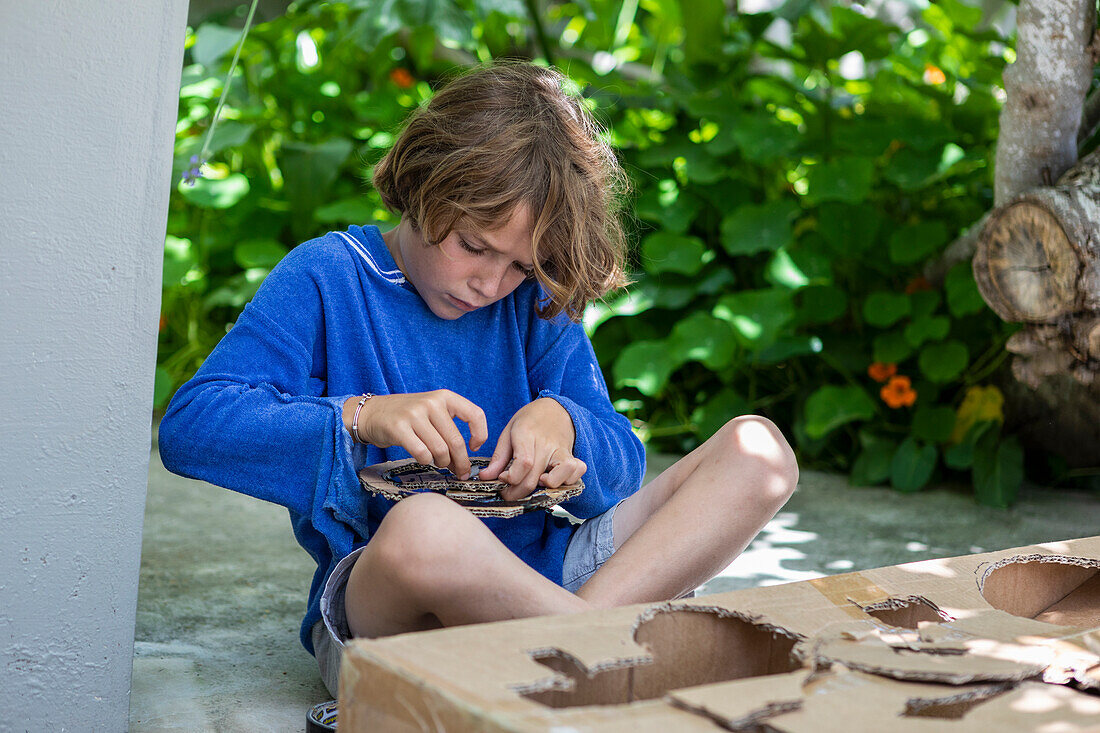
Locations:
524;608;802;708
979;555;1100;628
862;595;954;629
358;458;584;518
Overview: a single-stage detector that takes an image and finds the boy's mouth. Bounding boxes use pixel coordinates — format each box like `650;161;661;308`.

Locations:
448;294;479;312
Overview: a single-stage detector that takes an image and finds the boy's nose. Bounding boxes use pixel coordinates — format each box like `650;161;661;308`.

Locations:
472;264;510;300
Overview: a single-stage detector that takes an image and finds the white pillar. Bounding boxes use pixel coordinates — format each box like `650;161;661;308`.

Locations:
0;2;188;729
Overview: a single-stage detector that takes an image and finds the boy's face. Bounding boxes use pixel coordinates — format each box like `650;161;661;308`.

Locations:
387;205;538;320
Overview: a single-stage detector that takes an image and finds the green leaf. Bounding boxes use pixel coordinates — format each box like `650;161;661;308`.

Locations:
682;0;726;64
635;185;703;234
888;221;949;264
945;261;987;316
911;406;956;443
904;316;950;348
754;335;823;364
472;0;527;17
727;114;802;163
642;232;707;275
668;311;737;370
796;285;848;325
720;200;800;256
176;122;255;164
817;202;883;255
944;420;997;470
280;139;354;217
314;198;380;224
804;385;877;439
352;0;473;46
178;173;250;209
851;432;897;486
883;147;942;190
873;331;914;363
863;292;910;327
766;249;810;289
973;434;1023;508
713;289;795;350
234;239;289;270
696;267;736;295
805;157;875;204
919;340;969;383
163;236;196;287
153;366;175;410
909;290;942;319
890;437;937;492
191;24;245;68
834;118;898;157
612;340;680;396
692;389;751;440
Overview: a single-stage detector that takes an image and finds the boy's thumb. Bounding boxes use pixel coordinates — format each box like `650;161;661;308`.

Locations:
483;436;511;479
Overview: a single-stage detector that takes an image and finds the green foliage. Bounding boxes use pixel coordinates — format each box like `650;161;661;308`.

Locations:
162;0;1027;506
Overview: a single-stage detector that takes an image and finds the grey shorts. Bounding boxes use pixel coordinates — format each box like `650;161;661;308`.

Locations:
312;500;621;698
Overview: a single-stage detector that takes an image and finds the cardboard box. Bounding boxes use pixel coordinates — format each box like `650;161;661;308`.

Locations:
339;536;1100;731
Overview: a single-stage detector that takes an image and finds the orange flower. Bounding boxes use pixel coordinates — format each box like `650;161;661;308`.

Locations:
389;67;415;89
868;362;898;383
881;375;917;408
159;314;167;333
923;64;946;85
905;275;932;294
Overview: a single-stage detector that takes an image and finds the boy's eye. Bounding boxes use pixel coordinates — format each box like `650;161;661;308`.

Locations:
513;262;535;278
458;238;484;255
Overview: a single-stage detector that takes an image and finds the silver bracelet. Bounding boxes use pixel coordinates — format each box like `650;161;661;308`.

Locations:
351;393;375;444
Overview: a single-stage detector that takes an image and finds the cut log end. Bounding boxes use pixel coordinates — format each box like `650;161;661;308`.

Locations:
976;201;1080;322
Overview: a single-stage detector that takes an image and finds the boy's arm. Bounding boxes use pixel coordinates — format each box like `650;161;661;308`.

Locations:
526;322;646;519
158;244;361;525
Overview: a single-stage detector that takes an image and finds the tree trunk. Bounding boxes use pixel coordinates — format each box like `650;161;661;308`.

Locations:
994;0;1095;203
974;0;1100;469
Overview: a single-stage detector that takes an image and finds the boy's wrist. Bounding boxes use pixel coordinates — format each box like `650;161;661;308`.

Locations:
533;396;576;449
342;395;375;439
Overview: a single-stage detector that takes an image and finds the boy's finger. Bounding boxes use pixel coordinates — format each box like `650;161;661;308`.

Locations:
445;392;488;452
541;459;575;489
567;458;587;484
400;432;436;468
412;420;451;468
501;447;542;500
480;430;513;480
428;410;471;478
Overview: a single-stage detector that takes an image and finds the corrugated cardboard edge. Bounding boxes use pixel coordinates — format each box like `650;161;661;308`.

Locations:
340;642;523;733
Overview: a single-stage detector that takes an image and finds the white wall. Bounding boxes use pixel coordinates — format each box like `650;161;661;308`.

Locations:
0;2;187;729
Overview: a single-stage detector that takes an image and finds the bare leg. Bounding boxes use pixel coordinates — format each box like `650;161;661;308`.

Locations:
345;492;591;638
576;416;799;607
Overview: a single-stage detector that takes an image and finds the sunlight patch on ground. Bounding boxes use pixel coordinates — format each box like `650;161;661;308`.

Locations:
708;512;825;587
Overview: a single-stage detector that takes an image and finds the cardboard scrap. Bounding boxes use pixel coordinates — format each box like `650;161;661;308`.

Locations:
765;670;1100;733
359;458;584;518
812;636;1048;684
664;669;809;729
340;536;1100;731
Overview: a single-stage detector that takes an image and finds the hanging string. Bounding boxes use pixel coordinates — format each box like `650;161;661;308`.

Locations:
182;0;261;186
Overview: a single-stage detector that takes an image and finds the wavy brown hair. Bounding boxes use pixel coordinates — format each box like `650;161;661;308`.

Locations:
372;61;631;321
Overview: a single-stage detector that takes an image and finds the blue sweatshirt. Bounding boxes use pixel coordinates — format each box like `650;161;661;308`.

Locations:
158;225;646;654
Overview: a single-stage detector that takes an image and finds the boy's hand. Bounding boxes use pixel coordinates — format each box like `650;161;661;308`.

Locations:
345;390;487;479
479;398;586;501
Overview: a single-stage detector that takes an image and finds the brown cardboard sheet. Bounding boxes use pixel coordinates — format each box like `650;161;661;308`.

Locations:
340;536;1100;731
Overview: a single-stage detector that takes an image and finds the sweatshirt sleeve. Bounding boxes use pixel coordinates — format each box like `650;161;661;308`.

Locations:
527;320;646;519
158;243;363;531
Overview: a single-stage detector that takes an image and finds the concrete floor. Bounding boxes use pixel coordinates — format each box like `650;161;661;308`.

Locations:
129;445;1100;732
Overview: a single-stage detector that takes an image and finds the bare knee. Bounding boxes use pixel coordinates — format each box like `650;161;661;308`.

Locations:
367;493;477;597
712;415;799;507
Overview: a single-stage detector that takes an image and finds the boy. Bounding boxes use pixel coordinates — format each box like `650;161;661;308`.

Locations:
158;61;799;698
